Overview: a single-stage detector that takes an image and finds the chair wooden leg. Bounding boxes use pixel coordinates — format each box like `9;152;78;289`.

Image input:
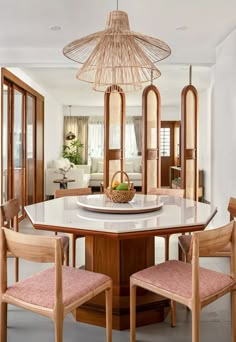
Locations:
178;243;184;261
0;301;7;342
130;282;136;342
185;254;191;312
170;300;176;327
14;257;19;282
192;307;200;342
54;315;63;342
105;285;112;342
231;289;236;341
72;234;76;268
164;235;170;261
64;245;69;266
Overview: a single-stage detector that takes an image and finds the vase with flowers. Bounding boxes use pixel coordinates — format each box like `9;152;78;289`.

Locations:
56;163;74;179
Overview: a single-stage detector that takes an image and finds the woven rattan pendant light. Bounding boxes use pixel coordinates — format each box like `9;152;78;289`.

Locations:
63;6;171;92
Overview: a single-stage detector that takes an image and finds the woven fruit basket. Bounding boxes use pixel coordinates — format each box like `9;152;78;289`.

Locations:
105;170;136;203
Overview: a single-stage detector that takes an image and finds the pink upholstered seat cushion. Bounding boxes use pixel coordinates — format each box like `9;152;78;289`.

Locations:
131;260;234;300
178;235;231;254
5;267;110;309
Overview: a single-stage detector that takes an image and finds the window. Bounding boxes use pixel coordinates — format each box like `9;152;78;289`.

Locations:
88;117;138;158
160;127;170;157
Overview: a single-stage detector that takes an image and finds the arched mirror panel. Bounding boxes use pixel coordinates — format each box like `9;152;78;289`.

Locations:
104;86;125;188
181;85;198;200
142;85;161;193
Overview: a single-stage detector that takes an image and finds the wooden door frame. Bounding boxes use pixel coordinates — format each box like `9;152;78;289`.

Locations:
160;121;175;187
11;83;26;215
1;68;44;208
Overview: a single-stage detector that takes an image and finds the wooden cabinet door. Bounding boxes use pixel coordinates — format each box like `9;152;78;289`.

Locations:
1;69;44;215
12;84;25;216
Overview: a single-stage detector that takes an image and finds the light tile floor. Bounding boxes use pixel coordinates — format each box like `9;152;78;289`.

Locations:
4;219;232;342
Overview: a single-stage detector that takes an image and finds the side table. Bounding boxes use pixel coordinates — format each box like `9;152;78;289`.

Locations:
53;178;75;190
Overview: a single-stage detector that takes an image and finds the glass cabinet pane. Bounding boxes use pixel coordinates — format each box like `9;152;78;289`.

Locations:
13;87;24;213
2;84;9;203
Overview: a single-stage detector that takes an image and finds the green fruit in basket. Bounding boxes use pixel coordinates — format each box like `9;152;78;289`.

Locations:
115;182;129;190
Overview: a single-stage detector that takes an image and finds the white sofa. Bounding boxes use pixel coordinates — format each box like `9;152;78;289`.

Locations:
45;157;142;195
45;158;90;197
89;157;142;188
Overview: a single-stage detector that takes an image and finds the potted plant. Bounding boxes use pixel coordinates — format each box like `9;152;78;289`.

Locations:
62;139;84;165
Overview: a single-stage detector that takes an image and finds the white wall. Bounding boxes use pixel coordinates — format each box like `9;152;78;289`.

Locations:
0;68;1;197
198;89;212;202
7;68;64;167
211;29;236;225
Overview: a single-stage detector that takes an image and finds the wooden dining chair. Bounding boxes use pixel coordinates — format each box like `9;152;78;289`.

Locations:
130;220;236;342
0;198;20;282
178;196;235;262
54;187;92;267
148;188;185;261
0;228;112;342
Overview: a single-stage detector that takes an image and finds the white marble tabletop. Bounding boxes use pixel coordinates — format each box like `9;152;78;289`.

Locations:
24;194;217;235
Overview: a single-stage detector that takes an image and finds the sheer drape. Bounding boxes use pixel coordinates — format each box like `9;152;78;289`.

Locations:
64;116;88;164
133;116;142;155
88;117;104;158
126;117;138;157
64;115;140;162
87;117;138;158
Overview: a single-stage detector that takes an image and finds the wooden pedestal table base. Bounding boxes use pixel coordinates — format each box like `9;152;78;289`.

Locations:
72;235;169;331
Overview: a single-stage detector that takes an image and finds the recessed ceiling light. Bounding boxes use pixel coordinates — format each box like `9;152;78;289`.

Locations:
49;25;62;31
176;26;188;31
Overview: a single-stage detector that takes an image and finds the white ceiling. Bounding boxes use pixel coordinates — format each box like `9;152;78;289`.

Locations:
1;0;235;64
1;0;235;106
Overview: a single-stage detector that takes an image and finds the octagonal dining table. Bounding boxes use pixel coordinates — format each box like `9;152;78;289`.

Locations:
24;194;217;331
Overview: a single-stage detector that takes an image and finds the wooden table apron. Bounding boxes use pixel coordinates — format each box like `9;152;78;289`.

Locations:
25;196;217;331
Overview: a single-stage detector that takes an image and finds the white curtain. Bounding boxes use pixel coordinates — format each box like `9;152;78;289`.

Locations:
125;117;138;157
87;116;138;159
133;116;142;155
88;117;104;158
